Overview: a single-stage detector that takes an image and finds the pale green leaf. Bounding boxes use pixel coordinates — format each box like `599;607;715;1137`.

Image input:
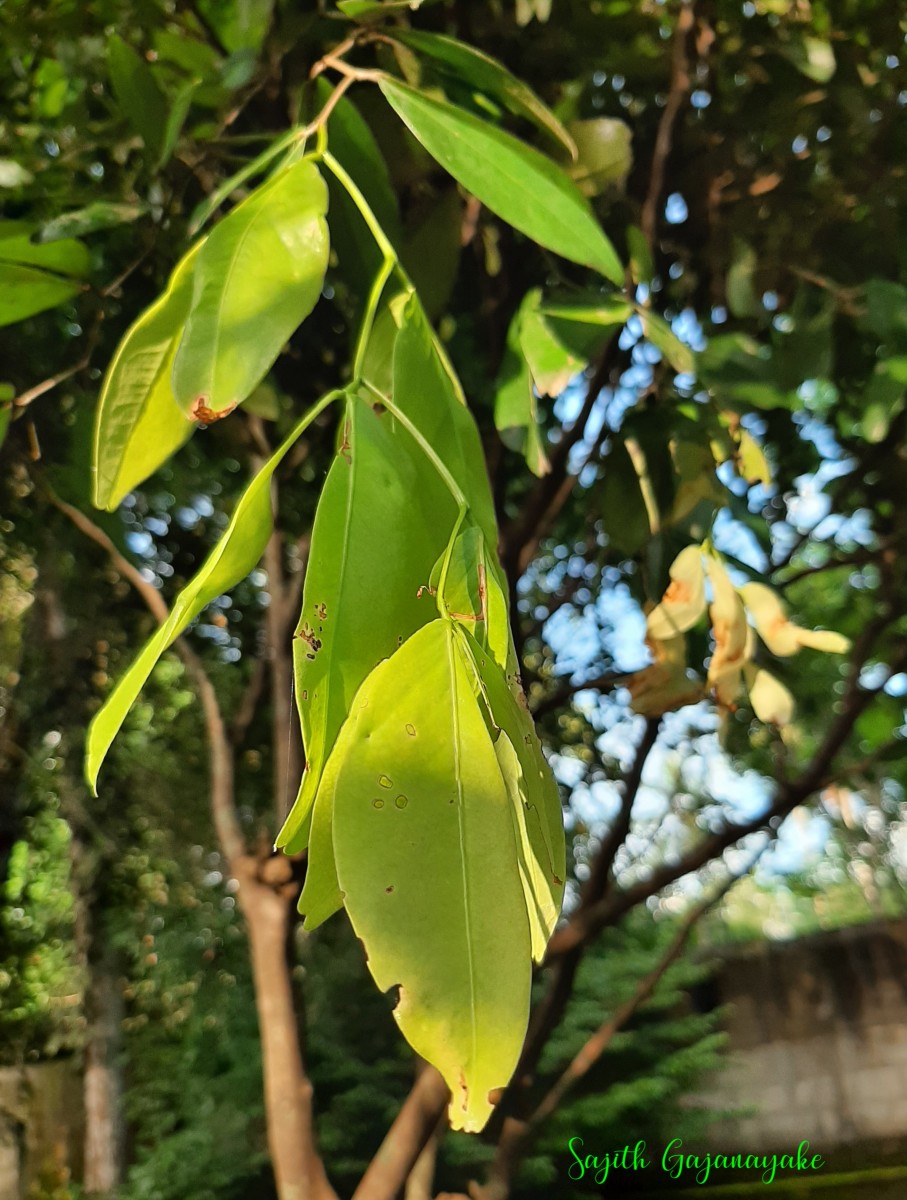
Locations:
331;619;532;1132
429;519;511;671
86;399;330;792
277;393;454;854
379;79;623;283
92;242;202;511
782;36;836;84
459;629;565;961
391;30;576;157
173;160;329;417
390;293;499;543
0;160;34;188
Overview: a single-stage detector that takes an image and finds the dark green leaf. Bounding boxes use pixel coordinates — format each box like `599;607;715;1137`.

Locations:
196;0;274;53
401;187;463;319
495;292;551;476
390;30;576;157
601;441;651;556
107;35;168;162
379;79;623;283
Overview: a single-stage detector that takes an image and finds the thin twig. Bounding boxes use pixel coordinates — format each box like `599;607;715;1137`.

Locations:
640;1;694;247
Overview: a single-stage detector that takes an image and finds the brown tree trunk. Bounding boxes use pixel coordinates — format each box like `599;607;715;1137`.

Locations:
82;946;124;1196
237;864;337;1200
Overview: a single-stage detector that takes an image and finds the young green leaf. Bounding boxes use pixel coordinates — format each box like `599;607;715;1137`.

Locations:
172;159;329;418
379;79;623;284
277;393;455;855
331;619;532;1132
86;393;336;792
429;519;511;671
92;242;202;511
389;30;576;158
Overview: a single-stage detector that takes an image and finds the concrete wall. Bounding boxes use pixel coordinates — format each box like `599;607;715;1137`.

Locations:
695;918;907;1156
0;1062;82;1199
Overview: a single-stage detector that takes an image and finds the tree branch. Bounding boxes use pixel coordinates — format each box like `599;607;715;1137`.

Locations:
640;1;694;247
352;1066;450;1200
549;618;906;960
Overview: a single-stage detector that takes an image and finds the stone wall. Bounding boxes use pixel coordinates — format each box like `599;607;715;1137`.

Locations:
694;917;907;1157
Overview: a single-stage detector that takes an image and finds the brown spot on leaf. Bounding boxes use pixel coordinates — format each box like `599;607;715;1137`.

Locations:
385;885;394;893
295;622;322;657
191;397;237;425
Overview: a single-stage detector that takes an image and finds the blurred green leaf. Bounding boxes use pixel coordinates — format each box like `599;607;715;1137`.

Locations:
36;202;147;243
108;35;168;162
566;117;633;196
601;441;651;556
